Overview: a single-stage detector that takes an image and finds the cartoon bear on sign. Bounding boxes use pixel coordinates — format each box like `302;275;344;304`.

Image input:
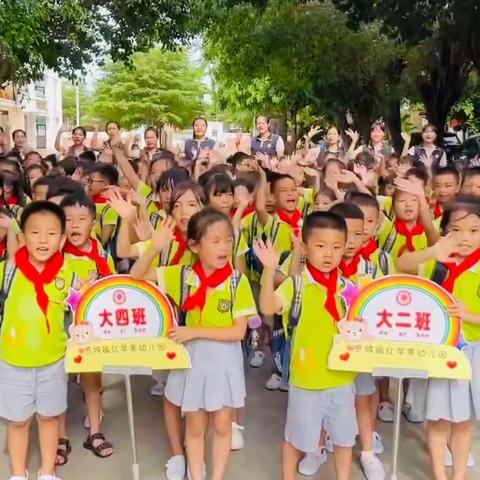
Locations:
69;323;95;345
337;318;369;343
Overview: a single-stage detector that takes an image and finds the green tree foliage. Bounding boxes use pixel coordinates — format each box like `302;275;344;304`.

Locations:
87;49;205;129
0;0;197;85
62;82;92;126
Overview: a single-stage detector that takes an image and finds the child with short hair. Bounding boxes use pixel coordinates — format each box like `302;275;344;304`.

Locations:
397;196;480;479
87;163;119;247
59;192;115;461
0;202;76;480
131;208;257;480
431;166;460;218
255;211;357;480
461;166;480;196
329;202;386;480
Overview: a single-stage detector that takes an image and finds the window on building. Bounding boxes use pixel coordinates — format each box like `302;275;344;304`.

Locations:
36;116;47;149
34;83;46;98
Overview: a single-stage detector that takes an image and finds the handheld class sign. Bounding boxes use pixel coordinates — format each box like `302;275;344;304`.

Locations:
329;275;470;380
65;275;190;373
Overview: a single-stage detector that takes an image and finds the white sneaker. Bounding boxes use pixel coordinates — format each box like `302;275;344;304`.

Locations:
445;447;475;467
150;379;165;396
265;373;282;391
279;377;289;392
401;402;424;423
38;475;61;480
231;422;245;450
9;474;28;480
249;351;265;368
373;431;384;455
187;463;206;480
298;447;327;475
165;455;186;480
325;434;334;453
360;453;385;480
377;402;394;422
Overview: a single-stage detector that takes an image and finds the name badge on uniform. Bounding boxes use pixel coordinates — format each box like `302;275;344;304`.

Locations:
55;277;65;290
217;299;231;314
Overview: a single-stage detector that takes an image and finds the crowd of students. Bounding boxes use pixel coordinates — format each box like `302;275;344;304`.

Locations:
0;115;479;480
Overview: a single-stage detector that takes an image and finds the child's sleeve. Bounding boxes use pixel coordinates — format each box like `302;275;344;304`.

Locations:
278;253;292;277
234;231;249;258
303;187;314;206
232;274;258;319
102;205;119;227
137;181;153;200
156;265;183;306
376;216;393;249
418;259;436;280
136;239;152;257
274;277;294;315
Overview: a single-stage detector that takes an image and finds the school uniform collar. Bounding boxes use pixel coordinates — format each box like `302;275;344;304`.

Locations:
303;268;342;288
186;268;230;291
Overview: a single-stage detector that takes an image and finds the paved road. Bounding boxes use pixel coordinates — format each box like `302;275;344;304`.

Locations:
1;367;479;479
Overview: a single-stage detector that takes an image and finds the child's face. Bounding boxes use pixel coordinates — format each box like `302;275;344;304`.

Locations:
433;173;459;204
324;161;341;177
274;178;298;212
233;185;253;208
393;191;419;222
314;194;333;212
23;212;65;264
209;190;234;216
25;153;42;169
88;172;108;196
32;184;48;202
447;210;480;258
171;189;202;233
28;168;43;187
303;228;346;273
461;174;480;197
190;220;233;271
149;161;168;186
160;187;171;208
358;205;379;242
384;182;395;197
64;205;95;247
344;218;364;260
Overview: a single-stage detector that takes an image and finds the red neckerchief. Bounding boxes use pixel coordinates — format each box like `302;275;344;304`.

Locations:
63;239;112;277
277;208;302;237
181;261;233;311
339;253;361;279
360;238;378;261
154;201;162;211
394;219;424;252
92;194;109;204
0;240;6;258
306;263;340;321
231;204;255;220
14;246;64;334
433;201;443;219
442;248;480;293
170;229;188;265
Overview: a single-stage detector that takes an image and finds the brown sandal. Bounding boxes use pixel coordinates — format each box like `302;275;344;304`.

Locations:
83;432;114;458
56;438;72;466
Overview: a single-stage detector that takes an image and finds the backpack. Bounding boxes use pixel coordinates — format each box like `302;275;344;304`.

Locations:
176;266;242;326
0;262;18;329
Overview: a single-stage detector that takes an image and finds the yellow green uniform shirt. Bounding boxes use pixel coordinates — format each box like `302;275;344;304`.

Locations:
264;213;297;255
157;265;257;328
276;270;355;390
0;261;76;367
137;181;162;223
136;238;195;268
377;217;428;266
378;195;394;219
370;248;395;276
297;188;314;217
63;239;116;282
94;203;118;242
420;260;480;342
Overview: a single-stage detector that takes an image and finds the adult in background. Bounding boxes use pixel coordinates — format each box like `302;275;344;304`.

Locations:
251;115;285;158
9;129;32;160
55;126;91;158
184;117;216;161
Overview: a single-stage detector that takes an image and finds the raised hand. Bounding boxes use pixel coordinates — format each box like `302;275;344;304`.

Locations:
307;125;321;139
253;238;280;269
345;129;360;145
432;233;460;263
133;213;153;242
108;189;137;220
394;177;425;198
151;217;175;252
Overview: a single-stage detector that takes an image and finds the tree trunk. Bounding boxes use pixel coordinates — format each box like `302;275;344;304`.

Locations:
384;99;404;153
417;38;472;140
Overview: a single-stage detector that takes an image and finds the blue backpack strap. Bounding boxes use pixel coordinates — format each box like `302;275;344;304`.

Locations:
379;250;389;276
177;266;192;326
383;222;397;254
287;275;303;337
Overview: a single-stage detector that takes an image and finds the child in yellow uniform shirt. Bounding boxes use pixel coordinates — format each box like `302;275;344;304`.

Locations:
330;202;386;480
0;202;76;480
431;166;460;219
60;192;115;462
397;196;480;480
131;208;257;480
87;163;119;248
255;212;356;480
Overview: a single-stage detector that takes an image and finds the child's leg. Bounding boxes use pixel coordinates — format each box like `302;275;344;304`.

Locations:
282;440;301;480
356;394;373;451
211;407;233;480
164;398;184;456
82;372;113;456
7;418;32;476
185;410;208;480
37;414;60;476
379;378;391;403
450;420;473;480
333;446;352;480
427;419;450;480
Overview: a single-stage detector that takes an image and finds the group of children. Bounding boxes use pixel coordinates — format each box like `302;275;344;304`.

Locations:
0;119;479;480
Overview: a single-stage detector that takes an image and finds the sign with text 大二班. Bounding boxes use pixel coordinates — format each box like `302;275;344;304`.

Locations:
328;275;470;380
65;275;190;372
